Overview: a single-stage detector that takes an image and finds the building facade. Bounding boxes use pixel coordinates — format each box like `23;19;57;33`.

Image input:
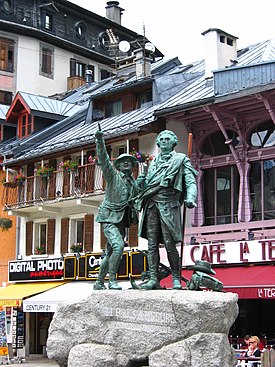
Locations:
0;27;274;356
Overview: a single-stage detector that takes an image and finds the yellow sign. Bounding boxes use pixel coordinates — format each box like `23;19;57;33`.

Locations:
0;347;8;356
0;299;21;307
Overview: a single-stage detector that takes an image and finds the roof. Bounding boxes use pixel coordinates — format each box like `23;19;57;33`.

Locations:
2;37;275;163
0;105;9;121
6;92;82;122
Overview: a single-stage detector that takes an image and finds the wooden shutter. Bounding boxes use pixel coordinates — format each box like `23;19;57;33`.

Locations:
60;218;69;254
128;224;138;247
84;214;94;252
26;221;33;256
47;219;55;254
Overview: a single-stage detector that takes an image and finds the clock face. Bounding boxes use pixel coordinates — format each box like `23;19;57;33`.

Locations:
119;40;130;53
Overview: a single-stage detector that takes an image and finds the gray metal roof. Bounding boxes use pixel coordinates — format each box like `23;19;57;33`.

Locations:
17;92;82;116
0;105;9;121
4;38;275;164
13;104;159;161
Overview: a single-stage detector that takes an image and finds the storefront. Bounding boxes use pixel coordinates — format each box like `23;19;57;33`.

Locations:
0;252;147;357
161;237;275;345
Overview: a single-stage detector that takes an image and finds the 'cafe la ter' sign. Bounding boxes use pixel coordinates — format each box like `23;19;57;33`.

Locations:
181;239;275;266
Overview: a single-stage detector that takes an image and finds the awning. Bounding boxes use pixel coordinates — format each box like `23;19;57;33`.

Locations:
160;265;275;299
23;281;95;312
0;281;65;307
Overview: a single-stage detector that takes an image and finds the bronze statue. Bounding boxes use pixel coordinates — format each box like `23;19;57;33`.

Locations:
186;260;223;291
93;130;140;290
137;130;198;290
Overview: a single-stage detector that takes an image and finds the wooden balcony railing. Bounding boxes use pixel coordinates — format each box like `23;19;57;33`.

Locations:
2;163;104;210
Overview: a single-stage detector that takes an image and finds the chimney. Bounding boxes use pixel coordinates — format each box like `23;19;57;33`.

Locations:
134;48;153;79
105;1;124;25
202;28;238;79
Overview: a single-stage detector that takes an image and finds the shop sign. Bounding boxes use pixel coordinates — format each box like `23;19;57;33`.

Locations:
182;238;275;266
8;258;64;282
258;288;275;298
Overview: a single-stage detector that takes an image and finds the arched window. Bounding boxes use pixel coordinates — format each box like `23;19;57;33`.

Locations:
249;121;275;148
202;130;240;156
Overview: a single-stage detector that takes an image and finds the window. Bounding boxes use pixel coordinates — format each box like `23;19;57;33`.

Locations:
0;90;12;105
250;121;274;148
70;218;84;245
70;59;92;78
202;130;240;156
250;160;275;221
18;113;33;138
34;222;47;254
0;37;14;72
75;21;86;40
203;166;239;225
105;100;122;118
135;90;152;109
100;68;112;80
43;13;53;31
40;45;54;78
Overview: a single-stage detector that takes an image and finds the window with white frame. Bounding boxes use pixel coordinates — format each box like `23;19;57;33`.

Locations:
34;222;47;254
70;218;84;247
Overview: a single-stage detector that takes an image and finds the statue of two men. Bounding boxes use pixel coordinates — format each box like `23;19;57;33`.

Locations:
94;129;197;290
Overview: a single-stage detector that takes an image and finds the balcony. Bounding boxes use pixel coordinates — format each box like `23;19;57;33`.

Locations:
2;163;104;211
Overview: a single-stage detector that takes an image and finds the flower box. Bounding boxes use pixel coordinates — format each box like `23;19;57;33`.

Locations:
35;165;54;177
59;160;79;173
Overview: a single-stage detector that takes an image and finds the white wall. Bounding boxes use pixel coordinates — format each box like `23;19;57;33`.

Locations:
16;35;112;96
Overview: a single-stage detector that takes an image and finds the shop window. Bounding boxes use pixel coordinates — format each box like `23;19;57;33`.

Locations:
250;160;275;221
202;130;240;156
250;121;275;148
135;90;152;109
40;44;54;78
18;113;33;138
105;100;122;118
0;90;12;105
203;165;239;225
0;37;14;72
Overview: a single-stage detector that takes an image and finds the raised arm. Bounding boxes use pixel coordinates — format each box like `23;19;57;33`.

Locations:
95;130;114;179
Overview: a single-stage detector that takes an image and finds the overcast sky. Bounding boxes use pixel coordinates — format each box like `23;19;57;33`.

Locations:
70;0;275;64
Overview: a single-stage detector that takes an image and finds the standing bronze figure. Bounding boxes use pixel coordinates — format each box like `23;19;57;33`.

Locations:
137;130;198;290
94;130;140;290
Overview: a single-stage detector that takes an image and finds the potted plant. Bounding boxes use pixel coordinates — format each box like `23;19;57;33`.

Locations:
59;160;78;173
130;148;154;163
35;165;54;177
13;172;26;186
88;155;98;165
1;177;17;188
34;244;46;255
70;243;83;253
0;217;13;231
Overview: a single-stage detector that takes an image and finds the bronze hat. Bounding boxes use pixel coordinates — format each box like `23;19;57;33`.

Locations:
114;153;138;169
188;260;216;275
